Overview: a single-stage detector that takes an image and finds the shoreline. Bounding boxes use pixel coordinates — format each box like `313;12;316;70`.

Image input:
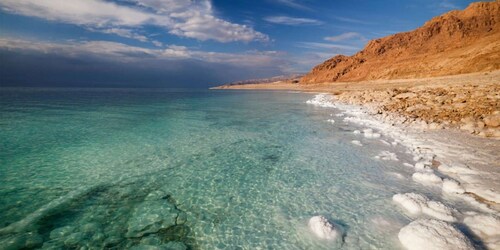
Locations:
213;71;500;139
215;72;500;248
306;93;500;249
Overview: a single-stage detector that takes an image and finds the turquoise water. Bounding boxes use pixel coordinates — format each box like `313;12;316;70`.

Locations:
0;88;458;249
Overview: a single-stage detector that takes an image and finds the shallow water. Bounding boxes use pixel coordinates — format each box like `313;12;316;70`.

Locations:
0;88;482;249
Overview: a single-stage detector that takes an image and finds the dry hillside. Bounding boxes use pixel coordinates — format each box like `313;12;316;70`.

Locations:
301;1;500;83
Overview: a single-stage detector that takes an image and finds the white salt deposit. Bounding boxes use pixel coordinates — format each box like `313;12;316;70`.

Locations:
412;172;443;185
442;179;465;194
403;163;414;168
351;140;363;146
375;151;399;161
362;128;381;138
353;130;361;134
308;216;340;240
392;193;456;222
305;94;500;246
380;139;391;146
305;94;336;108
398;219;474;250
463;214;500;249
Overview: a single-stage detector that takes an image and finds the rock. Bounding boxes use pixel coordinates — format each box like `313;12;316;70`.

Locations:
308;216;340;240
0;232;43;250
129;242;187;250
126;191;183;238
398;219;474;250
463;214;500;249
442;179;465;194
484;112;500;127
49;226;74;239
392;193;456;222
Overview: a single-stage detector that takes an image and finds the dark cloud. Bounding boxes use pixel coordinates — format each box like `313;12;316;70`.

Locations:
0;49;283;88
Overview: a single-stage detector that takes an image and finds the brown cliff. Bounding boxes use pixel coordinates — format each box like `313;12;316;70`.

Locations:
301;1;500;83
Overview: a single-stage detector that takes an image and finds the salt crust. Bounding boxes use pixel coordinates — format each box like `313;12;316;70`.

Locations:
306;94;498;212
306;94;499;247
393;193;457;222
375;151;399;161
463;214;500;249
308;216;340;240
398;219;474;250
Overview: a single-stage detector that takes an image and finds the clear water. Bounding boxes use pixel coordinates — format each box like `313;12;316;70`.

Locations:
0;88;467;249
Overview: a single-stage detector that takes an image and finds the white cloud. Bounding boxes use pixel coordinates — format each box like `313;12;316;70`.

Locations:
296;42;359;51
438;0;460;10
0;0;269;43
99;28;149;42
0;37;282;67
324;32;366;42
333;16;371;25
274;0;311;11
264;16;323;26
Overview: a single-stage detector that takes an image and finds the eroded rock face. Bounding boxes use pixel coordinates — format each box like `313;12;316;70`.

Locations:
126;191;186;238
301;1;500;83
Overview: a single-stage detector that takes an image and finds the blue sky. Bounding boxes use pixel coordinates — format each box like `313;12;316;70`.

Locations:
0;0;478;87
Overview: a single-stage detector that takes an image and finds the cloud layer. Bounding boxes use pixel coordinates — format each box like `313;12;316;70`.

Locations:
0;0;269;43
264;16;323;26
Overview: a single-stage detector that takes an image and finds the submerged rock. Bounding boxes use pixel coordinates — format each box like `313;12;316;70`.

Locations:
308;216;340;240
126;191;184;238
129;241;187;250
0;232;43;250
398;219;473;250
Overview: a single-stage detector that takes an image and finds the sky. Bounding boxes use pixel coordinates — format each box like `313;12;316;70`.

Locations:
0;0;479;88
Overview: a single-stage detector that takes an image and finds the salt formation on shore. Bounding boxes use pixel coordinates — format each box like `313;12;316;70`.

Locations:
393;193;457;222
308;216;340;240
306;93;500;249
398;219;474;250
463;214;500;249
375;151;399;161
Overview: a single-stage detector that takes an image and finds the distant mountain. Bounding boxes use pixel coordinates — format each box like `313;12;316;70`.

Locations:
301;0;500;83
220;74;304;86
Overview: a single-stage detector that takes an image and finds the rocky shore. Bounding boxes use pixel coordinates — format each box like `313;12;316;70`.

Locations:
334;81;500;138
214;70;500;139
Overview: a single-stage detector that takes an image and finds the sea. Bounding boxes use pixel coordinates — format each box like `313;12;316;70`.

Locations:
0;88;476;249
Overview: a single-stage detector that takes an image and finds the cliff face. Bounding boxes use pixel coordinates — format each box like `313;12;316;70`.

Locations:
301;1;500;84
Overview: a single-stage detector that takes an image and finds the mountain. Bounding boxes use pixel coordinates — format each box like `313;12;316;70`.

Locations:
301;1;500;84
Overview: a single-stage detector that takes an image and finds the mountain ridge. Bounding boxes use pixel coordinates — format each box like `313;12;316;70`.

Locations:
301;0;500;83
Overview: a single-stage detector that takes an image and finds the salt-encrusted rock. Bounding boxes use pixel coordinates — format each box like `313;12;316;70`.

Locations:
308;216;340;240
363;128;381;138
398;219;474;250
463;214;500;249
375;151;399;161
412;172;443;185
127;191;183;238
442;179;465;194
393;193;456;222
